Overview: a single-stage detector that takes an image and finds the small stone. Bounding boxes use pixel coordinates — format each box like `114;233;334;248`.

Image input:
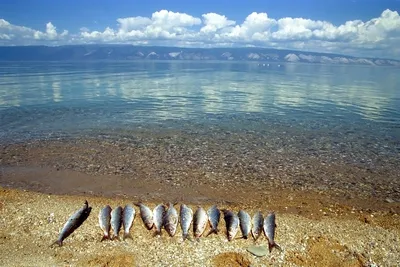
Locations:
247;245;268;257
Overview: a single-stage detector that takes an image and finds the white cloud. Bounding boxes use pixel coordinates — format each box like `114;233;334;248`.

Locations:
1;9;400;59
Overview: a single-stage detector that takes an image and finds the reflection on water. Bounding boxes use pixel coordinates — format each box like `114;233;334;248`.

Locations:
0;61;399;142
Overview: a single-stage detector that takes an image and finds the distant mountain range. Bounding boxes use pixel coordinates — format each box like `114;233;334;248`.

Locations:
0;45;399;67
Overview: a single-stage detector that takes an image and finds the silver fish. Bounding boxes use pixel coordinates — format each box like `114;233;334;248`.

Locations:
251;211;263;241
153;204;166;235
179;204;193;241
98;205;112;241
111;206;123;240
51;200;92;247
206;205;220;236
193;207;208;238
122;204;135;240
134;203;154;230
238;210;251;239
263;212;281;252
222;209;239;241
163;203;179;237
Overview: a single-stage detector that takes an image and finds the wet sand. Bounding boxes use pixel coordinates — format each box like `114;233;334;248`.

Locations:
0;133;399;266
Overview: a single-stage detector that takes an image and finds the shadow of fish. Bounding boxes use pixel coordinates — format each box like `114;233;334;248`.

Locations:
251;211;263;241
163;203;179;237
99;205;112;241
111;206;123;240
134;203;154;230
263;212;281;252
205;205;220;237
122;205;135;240
153;204;166;236
238;210;251;239
193;207;208;239
222;209;239;241
51;200;92;247
179;204;193;241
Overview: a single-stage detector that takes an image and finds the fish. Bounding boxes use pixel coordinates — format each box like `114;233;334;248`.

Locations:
111;206;123;240
251;211;264;241
179;204;193;241
153;204;166;236
122;204;135;240
51;200;92;247
193;207;208;238
98;205;112;241
238;210;251;239
134;203;154;230
222;209;239;241
205;205;220;237
263;212;281;252
163;203;179;237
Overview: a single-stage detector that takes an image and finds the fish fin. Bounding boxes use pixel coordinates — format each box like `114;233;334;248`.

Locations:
100;235;109;242
50;240;63;247
123;232;133;240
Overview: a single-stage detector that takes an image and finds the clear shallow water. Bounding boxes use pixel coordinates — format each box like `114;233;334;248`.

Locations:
0;61;399;151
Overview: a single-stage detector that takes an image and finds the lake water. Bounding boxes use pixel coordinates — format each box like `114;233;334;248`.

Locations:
0;61;399;160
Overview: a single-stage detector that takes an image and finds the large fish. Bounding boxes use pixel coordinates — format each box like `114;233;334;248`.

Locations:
222;209;239;241
238;210;251;239
51;200;92;247
122;204;135;240
153;204;166;236
193;207;208;238
163;203;179;237
134;203;154;230
111;206;123;240
206;205;220;237
263;212;281;252
98;205;112;241
251;211;263;241
179;204;193;241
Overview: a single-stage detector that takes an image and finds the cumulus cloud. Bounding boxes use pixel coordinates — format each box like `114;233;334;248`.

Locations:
1;9;400;58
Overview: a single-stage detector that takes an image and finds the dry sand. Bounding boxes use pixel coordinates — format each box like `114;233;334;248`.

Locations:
0;185;399;267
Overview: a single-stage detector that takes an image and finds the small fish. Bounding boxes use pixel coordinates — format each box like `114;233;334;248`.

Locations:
98;205;112;241
193;207;208;238
122;205;135;240
163;203;179;237
111;206;123;240
134;203;154;230
222;209;239;241
263;212;281;252
206;205;220;236
51;200;92;247
179;204;193;241
238;210;251;239
251;211;263;241
153;204;166;235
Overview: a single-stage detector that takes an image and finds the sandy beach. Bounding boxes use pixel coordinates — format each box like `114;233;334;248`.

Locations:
0;134;399;266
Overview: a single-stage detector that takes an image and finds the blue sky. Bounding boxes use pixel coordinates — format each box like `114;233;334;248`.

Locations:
1;0;400;59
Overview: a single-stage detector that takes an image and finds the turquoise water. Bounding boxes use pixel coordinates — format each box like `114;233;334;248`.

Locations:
0;61;399;157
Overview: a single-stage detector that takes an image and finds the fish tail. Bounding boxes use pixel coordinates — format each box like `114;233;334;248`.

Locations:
123;232;133;240
205;228;217;237
152;230;161;237
100;235;109;242
268;241;282;252
50;239;63;247
112;235;121;241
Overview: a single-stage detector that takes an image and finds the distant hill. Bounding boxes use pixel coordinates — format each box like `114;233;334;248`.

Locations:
0;45;399;67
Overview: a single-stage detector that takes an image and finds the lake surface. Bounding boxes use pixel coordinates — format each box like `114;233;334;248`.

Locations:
0;61;399;157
